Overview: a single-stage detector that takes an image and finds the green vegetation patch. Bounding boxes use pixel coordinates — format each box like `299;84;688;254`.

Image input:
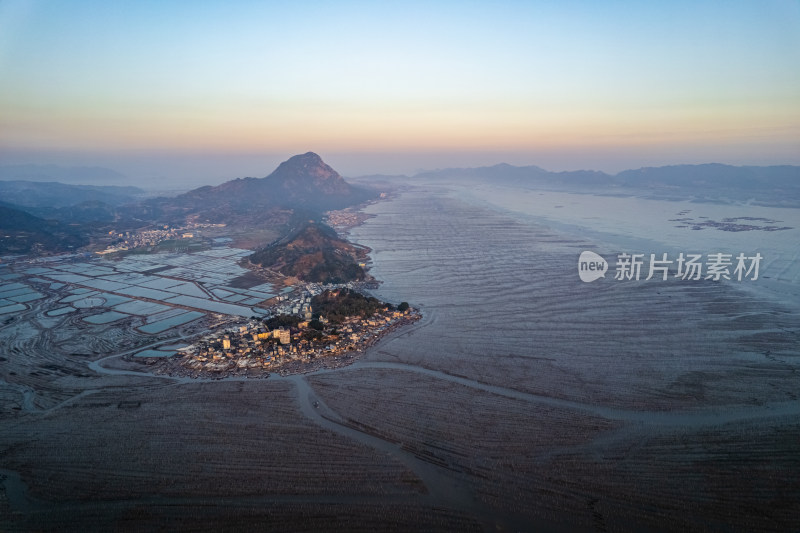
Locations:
311;288;389;324
264;314;303;330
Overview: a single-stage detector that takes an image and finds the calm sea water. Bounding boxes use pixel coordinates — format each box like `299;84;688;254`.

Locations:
460;184;800;304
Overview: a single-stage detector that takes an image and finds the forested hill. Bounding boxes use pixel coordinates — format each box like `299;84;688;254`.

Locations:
249;222;368;284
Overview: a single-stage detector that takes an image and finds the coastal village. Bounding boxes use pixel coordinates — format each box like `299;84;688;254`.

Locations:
97;222;227;255
151;285;420;378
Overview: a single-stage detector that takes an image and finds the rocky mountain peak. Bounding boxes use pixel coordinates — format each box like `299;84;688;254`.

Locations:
270;152;339;181
165;152;373;218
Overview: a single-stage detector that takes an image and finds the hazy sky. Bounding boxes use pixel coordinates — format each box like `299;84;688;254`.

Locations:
1;0;798;183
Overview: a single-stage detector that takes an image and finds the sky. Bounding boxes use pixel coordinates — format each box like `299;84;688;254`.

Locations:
0;0;798;185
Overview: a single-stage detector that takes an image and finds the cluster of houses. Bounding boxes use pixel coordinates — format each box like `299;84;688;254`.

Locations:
270;291;316;319
97;222;225;255
175;304;415;374
325;209;367;229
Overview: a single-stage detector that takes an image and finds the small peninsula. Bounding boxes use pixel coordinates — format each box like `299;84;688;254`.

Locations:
148;288;420;378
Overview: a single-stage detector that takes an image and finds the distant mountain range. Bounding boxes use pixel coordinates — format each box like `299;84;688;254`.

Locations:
615;164;799;190
0;164;127;184
0;203;86;254
411;163;800;207
3;154;798;256
0;181;144;210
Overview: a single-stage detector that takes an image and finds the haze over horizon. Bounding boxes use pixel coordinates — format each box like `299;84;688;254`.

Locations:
1;1;798;184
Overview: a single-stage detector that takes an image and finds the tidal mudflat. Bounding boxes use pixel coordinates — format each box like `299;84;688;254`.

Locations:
1;183;799;531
